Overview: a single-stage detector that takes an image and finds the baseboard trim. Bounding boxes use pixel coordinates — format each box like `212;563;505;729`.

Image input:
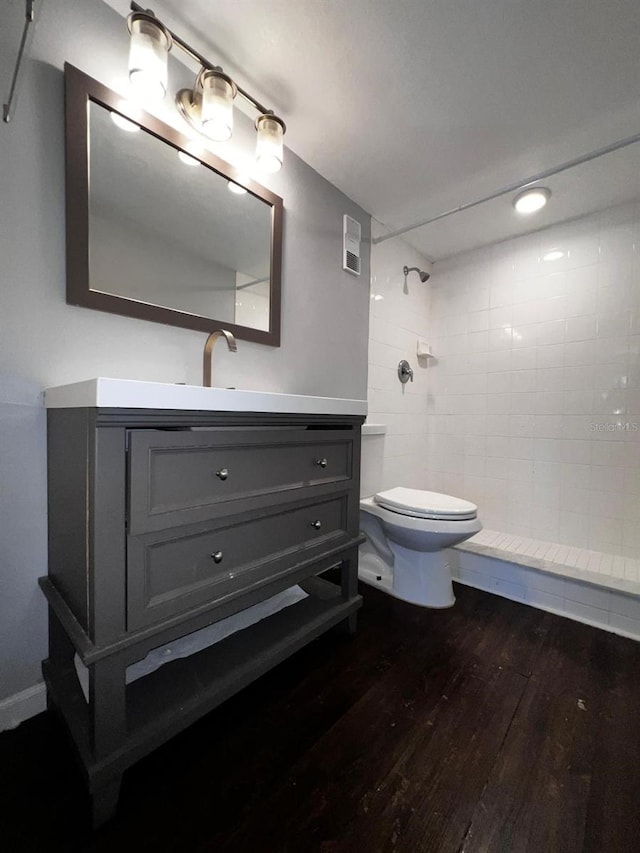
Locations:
0;682;46;731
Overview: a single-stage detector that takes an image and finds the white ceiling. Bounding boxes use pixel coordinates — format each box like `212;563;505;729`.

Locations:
103;0;640;260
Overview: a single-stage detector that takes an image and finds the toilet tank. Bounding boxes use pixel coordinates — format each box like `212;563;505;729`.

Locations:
360;426;386;499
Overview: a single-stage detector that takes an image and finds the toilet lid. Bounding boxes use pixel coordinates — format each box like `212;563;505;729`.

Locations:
373;487;478;520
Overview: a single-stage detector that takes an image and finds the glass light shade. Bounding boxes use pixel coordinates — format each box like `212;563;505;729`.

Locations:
255;115;285;173
128;15;171;101
513;187;551;215
200;71;236;141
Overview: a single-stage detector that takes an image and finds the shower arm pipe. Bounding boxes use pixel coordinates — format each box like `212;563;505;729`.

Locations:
129;2;273;117
373;129;640;244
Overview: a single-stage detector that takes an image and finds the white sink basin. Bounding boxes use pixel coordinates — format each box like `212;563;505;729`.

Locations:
44;378;368;417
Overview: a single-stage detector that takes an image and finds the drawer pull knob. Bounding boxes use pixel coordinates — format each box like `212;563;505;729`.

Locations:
315;457;328;468
216;468;229;481
311;520;322;530
210;551;224;564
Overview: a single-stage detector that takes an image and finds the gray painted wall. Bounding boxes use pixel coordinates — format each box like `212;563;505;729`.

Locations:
0;0;370;705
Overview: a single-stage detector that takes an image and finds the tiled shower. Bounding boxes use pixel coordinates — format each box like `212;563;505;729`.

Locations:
427;202;639;559
366;221;432;495
367;202;640;560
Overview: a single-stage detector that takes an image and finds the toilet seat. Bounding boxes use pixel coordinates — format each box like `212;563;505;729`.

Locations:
373;487;477;521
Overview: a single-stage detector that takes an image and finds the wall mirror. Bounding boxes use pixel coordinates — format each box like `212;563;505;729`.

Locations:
65;64;282;345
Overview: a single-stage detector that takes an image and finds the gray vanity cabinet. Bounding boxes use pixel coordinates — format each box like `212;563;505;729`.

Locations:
40;407;364;827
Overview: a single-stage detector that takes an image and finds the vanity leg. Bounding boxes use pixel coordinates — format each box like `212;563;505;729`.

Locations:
45;607;77;713
340;548;359;600
338;613;358;636
47;607;77;675
88;656;126;827
338;549;359;636
89;654;127;758
46;691;56;713
91;776;122;829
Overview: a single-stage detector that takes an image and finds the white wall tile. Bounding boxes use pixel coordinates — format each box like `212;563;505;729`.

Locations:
436;210;640;553
526;570;566;596
491;578;527;602
457;550;640;640
564;599;610;626
608;612;640;638
609;592;640;619
564;580;611;610
526;588;565;612
369;203;640;560
367;233;431;495
565;316;597;343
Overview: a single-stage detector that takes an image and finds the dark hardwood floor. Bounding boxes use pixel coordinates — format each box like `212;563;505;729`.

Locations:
3;582;640;852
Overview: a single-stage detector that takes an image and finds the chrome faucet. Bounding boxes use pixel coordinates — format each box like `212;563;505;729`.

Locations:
203;329;237;387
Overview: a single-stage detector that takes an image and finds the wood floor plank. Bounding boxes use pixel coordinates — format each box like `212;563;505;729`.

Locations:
213;593;536;853
86;589;472;853
460;617;640;853
333;663;527;853
214;623;478;851
582;629;640;853
2;583;639;853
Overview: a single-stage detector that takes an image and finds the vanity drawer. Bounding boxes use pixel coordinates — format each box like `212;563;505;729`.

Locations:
128;428;354;533
126;493;349;629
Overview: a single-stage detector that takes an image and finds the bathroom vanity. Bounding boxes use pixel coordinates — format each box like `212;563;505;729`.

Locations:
40;379;366;826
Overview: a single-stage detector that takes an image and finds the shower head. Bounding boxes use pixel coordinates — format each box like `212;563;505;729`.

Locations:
403;265;430;283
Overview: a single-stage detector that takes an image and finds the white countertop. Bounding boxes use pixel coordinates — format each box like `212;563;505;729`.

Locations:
44;378;368;417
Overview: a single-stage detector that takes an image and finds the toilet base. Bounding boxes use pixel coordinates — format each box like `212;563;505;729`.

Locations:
358;541;456;609
358;563;394;596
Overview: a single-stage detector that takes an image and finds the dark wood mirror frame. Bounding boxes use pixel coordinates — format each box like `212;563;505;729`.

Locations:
64;63;283;346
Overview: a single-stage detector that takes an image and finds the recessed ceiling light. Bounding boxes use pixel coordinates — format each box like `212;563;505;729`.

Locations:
110;111;140;132
543;249;564;262
228;181;247;195
178;151;200;166
513;187;551;215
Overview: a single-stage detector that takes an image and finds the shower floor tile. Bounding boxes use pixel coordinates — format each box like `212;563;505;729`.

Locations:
460;528;640;597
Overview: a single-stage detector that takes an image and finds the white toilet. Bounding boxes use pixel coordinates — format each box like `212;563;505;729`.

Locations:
358;432;482;608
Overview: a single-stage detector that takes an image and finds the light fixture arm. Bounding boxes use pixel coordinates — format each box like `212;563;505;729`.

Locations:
129;2;275;118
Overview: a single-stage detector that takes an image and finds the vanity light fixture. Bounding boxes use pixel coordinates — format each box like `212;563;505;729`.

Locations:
127;11;172;101
255;114;286;173
126;2;287;171
228;181;247;195
200;69;236;141
513;186;551;215
176;67;238;142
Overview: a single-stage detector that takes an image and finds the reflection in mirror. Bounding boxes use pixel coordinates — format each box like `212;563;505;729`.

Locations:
65;64;282;345
90;102;272;331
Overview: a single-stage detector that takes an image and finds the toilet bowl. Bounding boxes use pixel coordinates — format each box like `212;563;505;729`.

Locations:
359;486;482;608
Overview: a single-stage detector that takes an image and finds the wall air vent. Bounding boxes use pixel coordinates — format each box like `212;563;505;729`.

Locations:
343;214;361;276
